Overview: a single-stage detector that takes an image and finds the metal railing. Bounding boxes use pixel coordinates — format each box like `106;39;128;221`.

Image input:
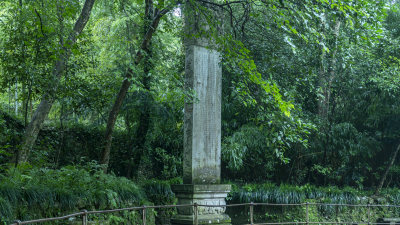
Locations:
11;202;400;225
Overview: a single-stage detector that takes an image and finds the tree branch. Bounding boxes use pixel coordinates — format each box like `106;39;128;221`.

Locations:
195;0;248;8
68;0;96;44
34;9;45;37
135;2;177;65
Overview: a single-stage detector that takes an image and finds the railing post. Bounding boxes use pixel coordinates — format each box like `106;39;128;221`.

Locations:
306;202;309;225
368;204;371;225
142;205;146;225
250;202;254;225
81;209;87;225
194;203;198;225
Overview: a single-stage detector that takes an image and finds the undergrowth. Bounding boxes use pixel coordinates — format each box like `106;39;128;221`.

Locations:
0;162;148;224
229;183;361;205
227;182;400;223
141;178;181;224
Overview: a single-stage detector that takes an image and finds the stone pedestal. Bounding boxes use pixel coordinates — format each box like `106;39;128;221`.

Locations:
171;184;231;225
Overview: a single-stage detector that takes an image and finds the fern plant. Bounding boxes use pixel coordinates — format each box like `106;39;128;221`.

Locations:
0;164;146;224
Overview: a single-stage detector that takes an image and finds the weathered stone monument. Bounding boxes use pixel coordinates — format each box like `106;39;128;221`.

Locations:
171;1;231;225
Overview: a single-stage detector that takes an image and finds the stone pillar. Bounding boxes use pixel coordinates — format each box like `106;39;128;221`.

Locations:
182;44;222;185
172;1;231;224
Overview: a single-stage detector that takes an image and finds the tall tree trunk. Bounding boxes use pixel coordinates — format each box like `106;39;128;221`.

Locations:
325;20;341;117
375;143;400;196
15;0;22;117
319;19;341;184
318;19;341;120
130;0;154;178
317;13;327;119
318;25;328;173
100;3;171;172
17;0;96;164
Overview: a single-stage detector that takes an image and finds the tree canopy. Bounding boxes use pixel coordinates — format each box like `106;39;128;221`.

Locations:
0;0;399;190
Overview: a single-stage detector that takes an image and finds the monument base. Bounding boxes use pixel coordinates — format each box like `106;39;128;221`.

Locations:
171;184;231;225
171;214;231;225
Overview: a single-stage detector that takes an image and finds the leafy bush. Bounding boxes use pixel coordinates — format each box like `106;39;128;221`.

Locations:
382;188;400;205
0;108;182;180
0;163;146;224
0;111;23;167
142;179;180;206
229;183;360;205
228;183;400;223
142;178;181;224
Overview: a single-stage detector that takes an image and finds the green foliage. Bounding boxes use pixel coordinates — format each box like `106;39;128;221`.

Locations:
229;183;359;205
229;183;400;224
0;111;22;166
306;122;380;187
216;0;399;188
0;106;183;181
142;178;180;224
221;117;314;182
0;0;86;96
0;0;399;205
218;35;294;117
0;163;146;224
142;178;178;206
381;188;400;205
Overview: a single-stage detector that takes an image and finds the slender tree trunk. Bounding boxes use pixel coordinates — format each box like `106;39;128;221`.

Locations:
14;80;18;115
8;85;11;114
375;143;400;196
318;20;341;120
17;0;96;164
55;99;65;168
326;20;341;116
22;81;26;124
130;0;154;179
319;19;341;184
29;97;33;119
318;23;328;173
317;14;327;119
100;3;171;172
100;74;132;167
16;0;23;117
131;82;152;178
24;79;32;126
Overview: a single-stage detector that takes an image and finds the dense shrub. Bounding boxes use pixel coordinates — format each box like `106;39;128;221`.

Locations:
0;163;147;224
142;178;181;224
229;183;360;205
228;183;400;223
0;107;183;181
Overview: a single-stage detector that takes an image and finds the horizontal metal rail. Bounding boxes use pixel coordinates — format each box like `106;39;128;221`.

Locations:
11;202;400;225
253;223;397;225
